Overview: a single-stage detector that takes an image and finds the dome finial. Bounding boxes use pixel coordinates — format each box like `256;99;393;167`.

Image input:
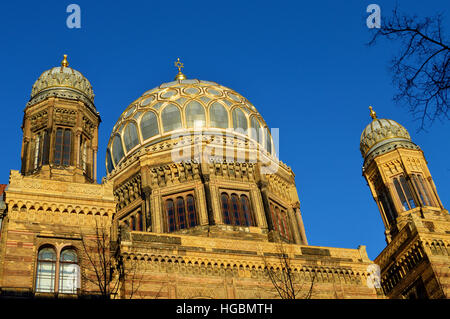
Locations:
61;54;69;67
369;106;377;120
174;58;187;80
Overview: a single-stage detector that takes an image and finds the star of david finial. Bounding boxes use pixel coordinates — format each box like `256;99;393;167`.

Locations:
174;58;187;80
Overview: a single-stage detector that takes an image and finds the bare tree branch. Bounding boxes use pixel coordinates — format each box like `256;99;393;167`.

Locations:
261;241;316;299
368;7;449;130
79;220;142;299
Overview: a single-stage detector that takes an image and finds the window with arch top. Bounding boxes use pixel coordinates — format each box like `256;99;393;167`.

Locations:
164;192;198;232
250;117;262;144
264;127;272;154
232;107;248;133
123;122;139;152
140;111;159;140
36;247;57;293
209;102;228;128
161;104;182;132
58;248;79;294
36;246;79;294
106;148;114;173
220;191;254;227
112;135;125;165
185;101;206;128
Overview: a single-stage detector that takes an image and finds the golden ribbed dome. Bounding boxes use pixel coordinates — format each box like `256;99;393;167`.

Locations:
360;107;411;158
106;78;274;174
29;55;95;108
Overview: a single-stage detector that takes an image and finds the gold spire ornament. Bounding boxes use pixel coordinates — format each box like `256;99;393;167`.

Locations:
61;54;69;67
174;58;187;80
369;106;377;120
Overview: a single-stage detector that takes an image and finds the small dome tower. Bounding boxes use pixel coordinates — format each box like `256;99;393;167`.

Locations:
360;106;445;242
20;55;100;183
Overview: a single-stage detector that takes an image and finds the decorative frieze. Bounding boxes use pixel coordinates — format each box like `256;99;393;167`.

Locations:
29;110;48;132
114;174;142;211
54;108;77;126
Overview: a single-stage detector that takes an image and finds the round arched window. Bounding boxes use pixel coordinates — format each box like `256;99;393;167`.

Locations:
36;247;57;293
123;122;139;152
161;104;182;132
232;107;248;134
209;102;228;129
185;101;206;128
140;111;159;140
112;135;125;165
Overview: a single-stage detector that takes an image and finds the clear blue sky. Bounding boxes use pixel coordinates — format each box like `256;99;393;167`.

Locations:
0;0;448;259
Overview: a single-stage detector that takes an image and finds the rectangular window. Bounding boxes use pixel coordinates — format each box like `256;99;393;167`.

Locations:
269;200;291;241
54;128;63;166
36;261;56;292
62;129;71;166
393;175;416;211
59;263;79;294
54;128;72;166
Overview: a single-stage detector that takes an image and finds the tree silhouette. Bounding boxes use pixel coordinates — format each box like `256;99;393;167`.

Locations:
261;241;316;299
80;221;142;298
368;7;449;130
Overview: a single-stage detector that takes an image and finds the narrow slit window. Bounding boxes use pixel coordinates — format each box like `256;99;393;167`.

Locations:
176;197;186;230
221;193;231;225
166;199;175;232
400;176;416;209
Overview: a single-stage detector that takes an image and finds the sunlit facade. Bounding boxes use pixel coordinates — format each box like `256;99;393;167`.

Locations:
0;57;448;299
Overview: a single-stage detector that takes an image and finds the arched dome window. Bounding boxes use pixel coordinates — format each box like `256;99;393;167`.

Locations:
162;104;182;132
58;248;79;294
36;247;57;293
232;107;248;133
123;122;139;152
185;101;206;128
106;149;114;173
250;117;262;144
264;127;272;154
112;135;125;165
140;111;159;140
209;102;228;128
